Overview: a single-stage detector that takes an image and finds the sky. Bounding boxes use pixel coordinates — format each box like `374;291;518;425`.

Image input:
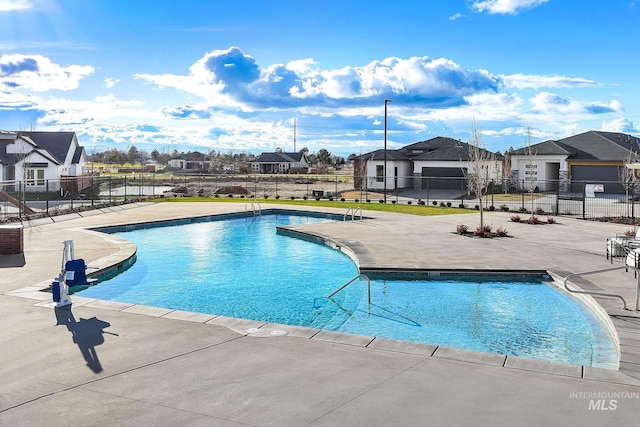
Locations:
1;0;639;158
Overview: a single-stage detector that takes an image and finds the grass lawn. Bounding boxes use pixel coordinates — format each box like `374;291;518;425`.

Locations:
150;196;471;216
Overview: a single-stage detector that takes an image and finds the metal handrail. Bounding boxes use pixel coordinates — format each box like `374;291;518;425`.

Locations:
245;201;262;216
344;206;363;221
562;266;634;311
328;274;371;304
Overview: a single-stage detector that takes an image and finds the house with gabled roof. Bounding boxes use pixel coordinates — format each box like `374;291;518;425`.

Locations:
509;130;640;192
0;130;90;194
168;151;213;171
251;151;310;174
354;136;502;192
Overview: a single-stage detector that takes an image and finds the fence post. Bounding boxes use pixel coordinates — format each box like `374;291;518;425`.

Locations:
582;182;586;219
633;184;636;220
45;179;49;215
124;175;127;202
555;180;559;215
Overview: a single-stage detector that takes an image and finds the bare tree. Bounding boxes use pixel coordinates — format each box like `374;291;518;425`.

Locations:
465;120;492;231
620;150;639;217
523;126;538;219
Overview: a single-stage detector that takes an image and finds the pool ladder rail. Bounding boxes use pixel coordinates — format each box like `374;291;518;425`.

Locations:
328;274;371;304
562;266;639;311
344;206;363;221
245;201;262;216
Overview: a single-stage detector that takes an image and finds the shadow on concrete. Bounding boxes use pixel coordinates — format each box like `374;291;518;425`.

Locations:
0;253;26;267
54;306;116;373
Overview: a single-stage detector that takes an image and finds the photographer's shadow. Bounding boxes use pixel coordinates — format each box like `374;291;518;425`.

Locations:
55;307;116;373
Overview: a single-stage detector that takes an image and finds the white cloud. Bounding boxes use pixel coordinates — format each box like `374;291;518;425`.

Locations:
501;73;600;89
0;0;32;12
104;78;120;88
470;0;550;15
601;117;639;133
0;54;94;91
449;13;465;20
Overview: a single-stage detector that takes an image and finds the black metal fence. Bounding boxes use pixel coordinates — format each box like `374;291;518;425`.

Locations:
1;174;638;222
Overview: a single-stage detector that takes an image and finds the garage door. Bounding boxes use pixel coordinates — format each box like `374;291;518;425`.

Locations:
570;165;623;193
421;167;467;190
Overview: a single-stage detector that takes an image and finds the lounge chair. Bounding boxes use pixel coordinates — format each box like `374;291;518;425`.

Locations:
607;228;640;262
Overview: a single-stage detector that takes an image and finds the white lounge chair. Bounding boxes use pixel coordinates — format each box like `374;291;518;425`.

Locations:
607;228;640;262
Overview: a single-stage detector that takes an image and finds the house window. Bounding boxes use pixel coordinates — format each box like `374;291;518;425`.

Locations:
376;165;384;182
26;169;45;186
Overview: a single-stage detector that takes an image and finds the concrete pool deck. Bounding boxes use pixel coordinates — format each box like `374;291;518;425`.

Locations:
1;201;639;426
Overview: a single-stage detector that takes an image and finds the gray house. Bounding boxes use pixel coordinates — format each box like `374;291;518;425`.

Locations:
251;152;310;174
509;131;640;192
353;136;502;191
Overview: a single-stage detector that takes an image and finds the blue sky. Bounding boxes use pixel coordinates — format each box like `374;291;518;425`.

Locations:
1;0;639;157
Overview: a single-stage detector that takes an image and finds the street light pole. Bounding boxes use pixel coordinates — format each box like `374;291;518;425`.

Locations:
384;99;392;203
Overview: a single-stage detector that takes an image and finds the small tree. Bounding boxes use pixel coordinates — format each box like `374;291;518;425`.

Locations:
620;151;640;217
465;121;492;231
523;126;538;219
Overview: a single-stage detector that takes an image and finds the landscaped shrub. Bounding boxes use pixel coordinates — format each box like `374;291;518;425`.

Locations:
328;197;333;201
440;202;446;207
457;224;469;234
316;197;320;201
489;205;495;211
528;215;540;224
367;199;371;203
379;199;385;203
483;224;492;233
495;227;509;237
432;201;438;206
419;200;426;205
473;226;486;237
459;203;466;208
290;196;296;200
263;194;269;199
474;205;480;210
518;207;527;213
228;194;234;198
355;198;360;202
407;201;412;205
535;207;545;215
547;216;555;224
500;204;509;212
625;228;637;236
510;215;521;222
340;197;345;202
392;200;396;204
214;194;220;198
446;202;452;207
275;195;280;200
303;195;308;200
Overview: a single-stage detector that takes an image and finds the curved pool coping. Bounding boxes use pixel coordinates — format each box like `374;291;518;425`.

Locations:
48;207;627;377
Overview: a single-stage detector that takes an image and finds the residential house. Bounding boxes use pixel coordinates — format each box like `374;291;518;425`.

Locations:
0;130;90;194
251;152;310;174
168;151;213;171
509;131;640;193
353;136;503;192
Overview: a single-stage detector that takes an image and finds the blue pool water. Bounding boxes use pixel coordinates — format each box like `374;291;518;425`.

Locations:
80;211;618;368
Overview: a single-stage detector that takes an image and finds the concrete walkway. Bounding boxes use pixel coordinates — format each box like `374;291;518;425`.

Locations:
1;202;639;426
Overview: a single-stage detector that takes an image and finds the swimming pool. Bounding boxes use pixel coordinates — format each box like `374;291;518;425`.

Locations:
80;210;618;368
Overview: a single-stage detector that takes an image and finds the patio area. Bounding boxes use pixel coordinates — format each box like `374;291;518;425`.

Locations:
1;202;639;426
